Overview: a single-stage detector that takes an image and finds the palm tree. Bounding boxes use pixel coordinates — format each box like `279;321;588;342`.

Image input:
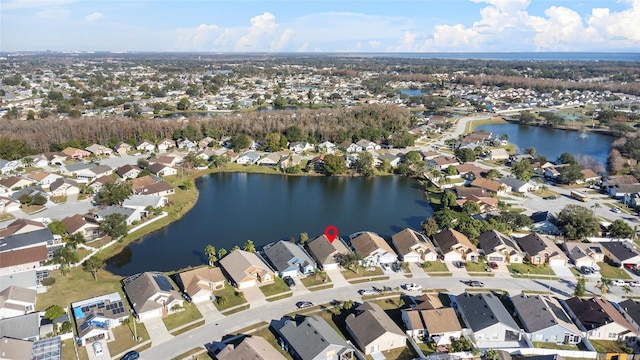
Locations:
340;252;363;274
243;240;256;253
590;203;601;213
622;284;633;298
596;278;613;298
204;245;216;266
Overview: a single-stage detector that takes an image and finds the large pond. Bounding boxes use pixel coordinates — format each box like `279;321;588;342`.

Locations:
106;173;432;275
476;123;615;165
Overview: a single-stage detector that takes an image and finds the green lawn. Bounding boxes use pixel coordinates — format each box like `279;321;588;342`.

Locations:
300;273;331;287
532;342;579;351
341;266;383;279
107;322;150;356
421;261;449;273
259;277;291;297
213;283;248;311
162;302;203;331
597;262;632;280
62;339;88;360
589;340;634;354
465;262;490;272
508;263;556;276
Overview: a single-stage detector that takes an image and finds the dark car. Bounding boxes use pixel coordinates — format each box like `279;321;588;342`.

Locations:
454;261;465;268
182;292;192;303
543;195;557;200
283;276;295;287
580;266;593;275
296;301;313;309
121;351;140;360
489;262;498;269
465;280;484;287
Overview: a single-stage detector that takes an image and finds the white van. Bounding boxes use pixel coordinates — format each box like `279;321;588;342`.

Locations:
92;341;104;357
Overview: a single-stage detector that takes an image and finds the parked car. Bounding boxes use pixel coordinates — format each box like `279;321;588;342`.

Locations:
611;207;621;213
454;261;464;268
283;276;295;287
403;283;422;291
182;292;192;303
358;289;378;296
92;342;104;357
543;195;557;200
465;280;484;287
121;351;140;360
611;279;626;286
580;266;593;275
296;301;313;309
489;262;498;269
392;262;401;272
627;280;640;287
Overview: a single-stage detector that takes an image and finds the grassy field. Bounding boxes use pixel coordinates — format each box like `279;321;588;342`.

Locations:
212;283;247;311
421;261;449;272
589;339;634;354
107;322;150;356
465;262;490;272
162;302;203;331
597;262;632;280
508;263;556;276
62;339;89;360
259;277;291;297
300;274;331;287
341;266;383;279
465;117;506;133
532;342;579;351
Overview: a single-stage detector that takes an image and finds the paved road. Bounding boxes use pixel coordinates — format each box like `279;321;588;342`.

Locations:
138;274;635;360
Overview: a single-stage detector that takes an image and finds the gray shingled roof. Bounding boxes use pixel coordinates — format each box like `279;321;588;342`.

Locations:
345;302;405;349
456;292;519;332
0;228;55;252
600;241;640;263
511;294;580;334
278;315;352;360
263;241;315;274
477;230;519;254
0;312;40;340
306;235;351;266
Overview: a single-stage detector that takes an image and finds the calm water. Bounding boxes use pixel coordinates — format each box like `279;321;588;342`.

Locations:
399;89;424;96
106;173;431;275
476;123;614;165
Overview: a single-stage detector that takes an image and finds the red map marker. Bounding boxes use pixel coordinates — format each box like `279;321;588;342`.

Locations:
324;225;338;243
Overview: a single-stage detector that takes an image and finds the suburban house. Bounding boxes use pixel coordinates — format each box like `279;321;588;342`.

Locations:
470;178;511;195
59;163;95;179
489;148;510;160
0;196;20;213
263;240;316;278
215;336;287;360
11;186;48;203
43;151;67;165
135;140;155;152
305;235;351;270
455;292;523;348
61;147;91;159
563;297;637;341
0;312;41;341
318;141;336;154
114;142;132;155
94;206;144;226
0;218;47;238
132;176;175;197
0;336;35;359
455;163;485;181
427;156;460;171
401;296;462;345
49;178;80;197
176;138;197;151
289;142;315;153
150;155;181;167
0;159;18;174
599;241;640;268
88;174;117;193
345;302;406;355
0;246;48;275
85;144;112;157
500;177;536;193
563;242;605;269
147;163;178;177
619;299;640;334
477;229;524;264
378;153;401;168
71;292;129;346
256;153;281;167
530;211;561;235
61;214;101;241
350;232;398;266
219;250;275;289
236;151;261;165
274;315;355;360
355;139;381;152
0;286;36;319
197;137;214;150
342;142;363;153
0;176;33;193
514;233;568;266
122;272;184;321
176;266;225;303
391;228;438;263
431;228;479;262
580;169;601;184
116;164;143;179
25;172;62;188
511;294;582;345
157;139;176;153
280;154;304;170
122;195;168;214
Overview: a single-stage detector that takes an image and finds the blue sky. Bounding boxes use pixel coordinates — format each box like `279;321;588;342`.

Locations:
1;0;639;52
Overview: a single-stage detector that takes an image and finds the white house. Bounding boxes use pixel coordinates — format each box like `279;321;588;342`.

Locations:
318;141;336;154
0;286;36;319
0;160;19;174
350;231;398;266
71;293;129;346
356;139;381;152
289;142;314;153
391;228;438;263
135;140;155;152
236;151;261;165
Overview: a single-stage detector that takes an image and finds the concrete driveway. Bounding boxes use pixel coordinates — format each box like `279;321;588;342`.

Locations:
86;340;110;360
142;316;172;345
242;285;266;306
551;265;576;279
194;300;222;323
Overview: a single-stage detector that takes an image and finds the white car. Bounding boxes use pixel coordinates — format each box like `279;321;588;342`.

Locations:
92;342;104;357
358;289;378;296
403;283;422;291
627;280;640;287
611;279;626;286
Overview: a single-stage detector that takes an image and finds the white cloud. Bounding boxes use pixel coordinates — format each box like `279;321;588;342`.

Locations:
235;12;279;51
297;42;309;52
175;23;220;51
368;40;380;48
270;28;294;51
84;12;104;22
391;31;417;52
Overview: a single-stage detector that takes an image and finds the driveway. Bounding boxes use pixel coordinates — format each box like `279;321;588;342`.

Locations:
142;316;173;345
325;268;350;288
242;285;267;307
551;265;576;279
86;340;111;360
194;300;223;324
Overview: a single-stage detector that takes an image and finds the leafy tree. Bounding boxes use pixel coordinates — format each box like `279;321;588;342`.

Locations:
389;132;416;148
421;217;439;236
433;209;459;229
322;154;346;176
511;160;534;181
441;191;458;209
299;232;309;244
462;201;481;214
574;277;586;297
557;205;600;240
450;336;472;352
82;256;105;281
596;278;612;298
285;125;304;142
231;245;240;252
204;245;217;266
403;151;422;167
44;305;65;321
444;165;458;176
231;133;250;151
48;220;66;235
609;219;634;239
0;137;34;160
52;246;79;265
356;152;374;177
485;169;501;180
94;181;132;206
455;148;476;163
557;152;578;165
558;163;585;184
339;252;363;274
243;240;256;253
485;349;500;360
98;213;128;239
177;98;190;111
263;132;283;151
67;232;86;250
378;159;392;174
495;211;533;231
519;111;536;124
525;147;537;156
217;296;228;305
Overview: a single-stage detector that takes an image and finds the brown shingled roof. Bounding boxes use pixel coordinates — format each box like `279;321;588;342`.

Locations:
0;245;47;268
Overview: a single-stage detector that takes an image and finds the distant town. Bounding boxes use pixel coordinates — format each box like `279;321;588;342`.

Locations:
2;54;640;360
